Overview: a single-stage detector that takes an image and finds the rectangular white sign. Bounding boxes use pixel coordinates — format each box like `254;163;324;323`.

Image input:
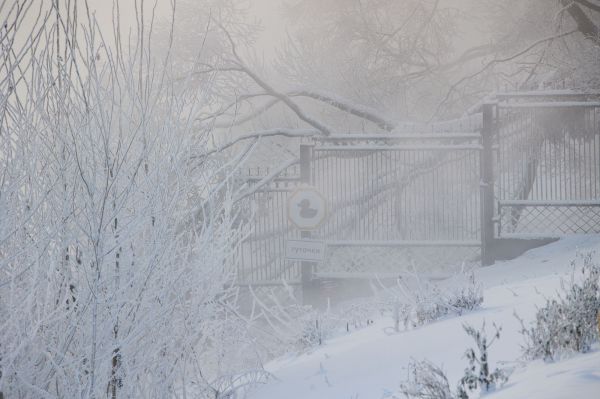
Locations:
285;239;327;262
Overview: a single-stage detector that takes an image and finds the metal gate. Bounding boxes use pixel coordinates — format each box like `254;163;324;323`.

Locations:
237;166;303;285
490;93;600;239
307;134;483;270
236;91;600;286
237;131;485;285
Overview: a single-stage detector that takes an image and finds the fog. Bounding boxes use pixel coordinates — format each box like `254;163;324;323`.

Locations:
1;1;599;398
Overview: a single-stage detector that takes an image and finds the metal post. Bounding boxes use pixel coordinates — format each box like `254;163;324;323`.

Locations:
299;144;315;303
481;103;496;266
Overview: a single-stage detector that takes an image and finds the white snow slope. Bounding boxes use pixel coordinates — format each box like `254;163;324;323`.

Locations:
247;235;600;399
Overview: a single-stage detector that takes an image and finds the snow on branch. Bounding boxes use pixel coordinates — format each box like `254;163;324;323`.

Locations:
203;87;483;134
288;89;397;131
213;23;333;135
199;128;319;158
432;29;579;120
204;89;397;132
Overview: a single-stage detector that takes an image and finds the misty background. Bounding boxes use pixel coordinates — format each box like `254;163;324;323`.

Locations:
1;1;600;398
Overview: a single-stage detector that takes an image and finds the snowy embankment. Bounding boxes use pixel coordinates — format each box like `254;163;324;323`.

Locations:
247;235;600;399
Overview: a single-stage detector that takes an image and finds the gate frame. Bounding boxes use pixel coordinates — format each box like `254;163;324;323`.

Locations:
480;102;496;266
299;143;317;301
480;91;600;263
298;133;485;305
237;90;600;294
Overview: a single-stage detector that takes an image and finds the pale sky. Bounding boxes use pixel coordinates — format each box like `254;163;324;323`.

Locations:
86;0;287;59
78;0;487;65
249;0;287;56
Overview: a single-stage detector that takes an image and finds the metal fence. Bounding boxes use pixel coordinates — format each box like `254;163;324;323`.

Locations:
493;93;600;238
236;91;600;285
237;133;484;285
309;135;482;245
237;166;302;285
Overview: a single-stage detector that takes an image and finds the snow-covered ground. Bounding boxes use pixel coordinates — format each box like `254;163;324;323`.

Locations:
247;235;600;399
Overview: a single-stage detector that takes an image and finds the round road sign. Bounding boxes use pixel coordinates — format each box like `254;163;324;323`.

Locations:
287;187;327;230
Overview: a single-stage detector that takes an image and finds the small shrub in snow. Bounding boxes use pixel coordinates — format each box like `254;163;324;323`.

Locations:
414;275;483;327
447;274;484;315
412;285;453;326
298;312;331;348
517;251;600;361
398;359;455;399
248;285;341;353
457;322;509;398
209;369;272;399
382;272;483;331
398;322;508;399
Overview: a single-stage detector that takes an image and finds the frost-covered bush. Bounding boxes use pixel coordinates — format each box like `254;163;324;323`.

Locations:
447;274;484;315
247;283;385;357
412;284;454;326
379;272;483;331
296;309;339;348
518;251;600;361
414;277;483;326
397;322;509;399
398;359;455;399
457;322;509;398
207;369;273;399
247;285;342;353
285;299;377;350
0;3;260;397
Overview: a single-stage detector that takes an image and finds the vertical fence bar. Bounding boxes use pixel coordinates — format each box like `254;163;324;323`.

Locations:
481;103;496;265
299;144;315;303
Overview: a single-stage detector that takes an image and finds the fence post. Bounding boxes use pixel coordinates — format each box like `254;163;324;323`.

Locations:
299;144;315;303
481;103;496;266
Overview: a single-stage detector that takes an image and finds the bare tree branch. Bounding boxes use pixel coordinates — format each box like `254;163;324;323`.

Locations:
202;89;398;131
217;23;332;135
289;89;396;131
431;29;578;120
199;128;320;158
562;0;600;45
574;0;600;13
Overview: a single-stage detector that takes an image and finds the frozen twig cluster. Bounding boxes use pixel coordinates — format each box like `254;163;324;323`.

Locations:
376;271;483;333
457;322;509;398
397;359;455;399
517;251;600;361
397;322;509;399
0;2;259;397
246;285;341;353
